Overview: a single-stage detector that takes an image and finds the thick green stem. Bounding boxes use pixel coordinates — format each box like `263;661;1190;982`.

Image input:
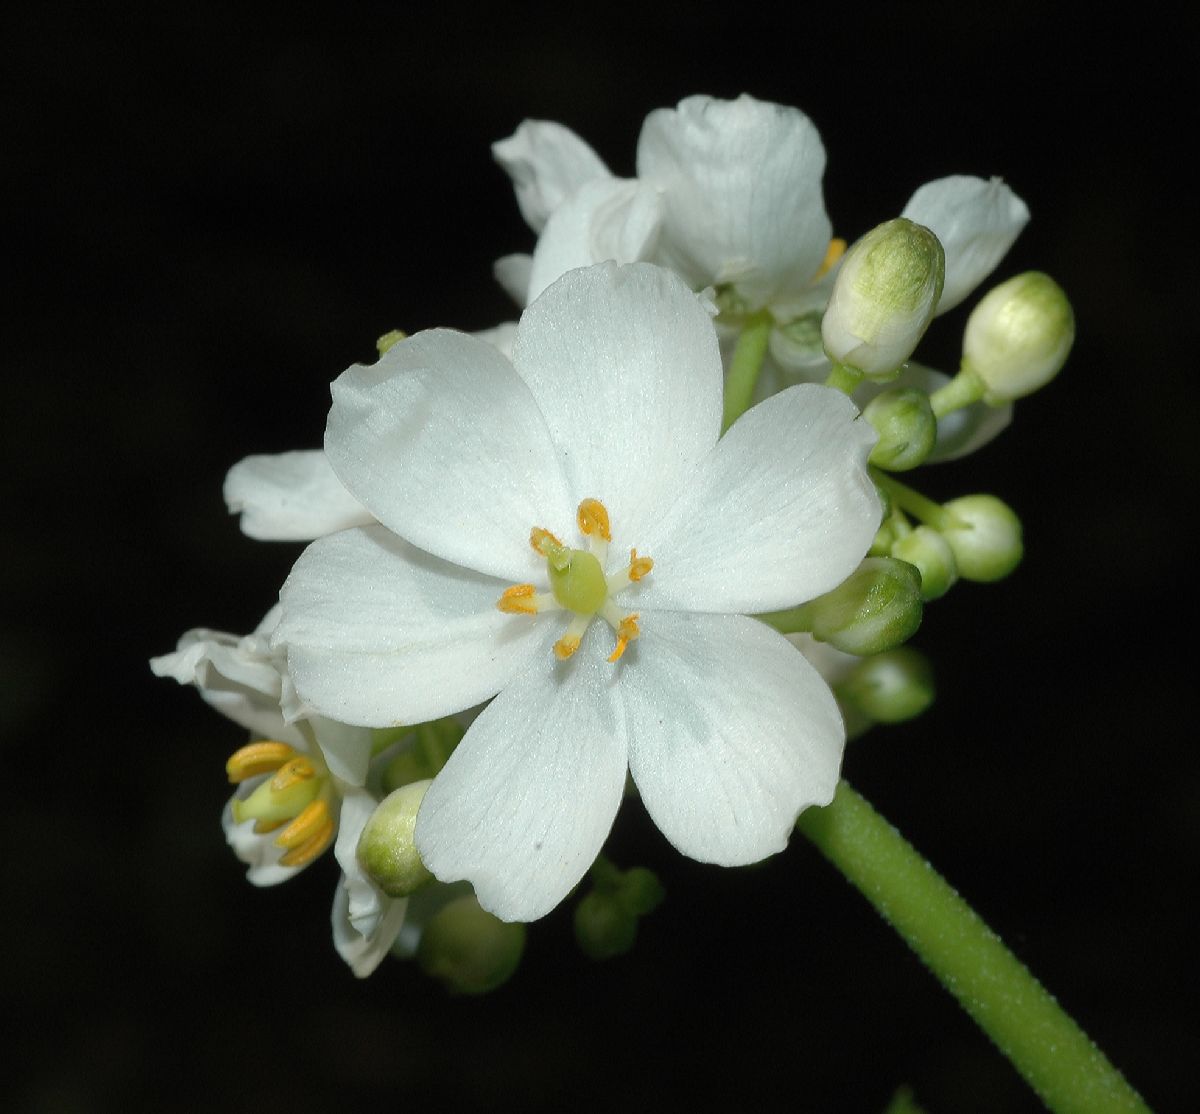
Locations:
871;469;959;532
721;313;773;432
929;361;985;417
797;781;1151;1114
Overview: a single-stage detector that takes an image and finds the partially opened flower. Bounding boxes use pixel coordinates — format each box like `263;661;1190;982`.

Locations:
275;261;880;922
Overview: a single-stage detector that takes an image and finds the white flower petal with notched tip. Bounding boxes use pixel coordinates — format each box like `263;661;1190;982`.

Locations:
637;94;832;309
223;450;373;541
513;261;721;551
635;384;880;614
493;120;611;233
624;611;843;864
526;178;664;304
276;525;550;728
415;623;628;923
901;175;1030;315
325;328;573;582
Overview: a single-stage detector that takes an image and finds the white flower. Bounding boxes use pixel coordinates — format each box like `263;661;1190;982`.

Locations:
274;261;881;922
151;608;405;976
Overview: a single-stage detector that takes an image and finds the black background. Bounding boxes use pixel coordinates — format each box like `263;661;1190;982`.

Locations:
4;4;1195;1112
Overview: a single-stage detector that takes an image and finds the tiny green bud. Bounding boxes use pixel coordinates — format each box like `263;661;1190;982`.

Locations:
863;388;938;471
838;647;936;724
822;219;945;379
417;895;525;994
962;272;1074;402
356;780;434;899
376;329;407;356
809;557;924;655
575;891;639;960
891;525;958;600
940;495;1023;581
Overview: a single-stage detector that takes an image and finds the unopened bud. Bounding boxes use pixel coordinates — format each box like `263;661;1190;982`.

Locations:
838;647;935;724
356;780;434;899
940;495;1023;581
863;388;938;471
808;557;924;655
822;219;945;379
417;895;525;994
891;525;958;600
963;272;1073;402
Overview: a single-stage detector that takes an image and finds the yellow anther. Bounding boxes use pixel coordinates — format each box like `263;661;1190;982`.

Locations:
577;498;612;542
815;237;847;279
278;812;336;868
253;818;288;834
274;798;333;851
554;635;582;660
270;756;317;792
607;614;641;663
628;549;654;582
225;740;296;784
498;583;539;615
530;527;563;556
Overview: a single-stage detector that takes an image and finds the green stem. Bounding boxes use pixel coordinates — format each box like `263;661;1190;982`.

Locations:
721;312;773;432
825;361;864;395
929;361;985;418
797;781;1151;1114
871;468;958;531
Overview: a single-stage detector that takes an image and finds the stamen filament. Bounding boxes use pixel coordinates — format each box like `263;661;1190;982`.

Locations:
554;613;591;660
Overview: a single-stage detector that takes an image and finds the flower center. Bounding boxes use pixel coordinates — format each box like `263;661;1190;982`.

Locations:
225;740;336;868
497;498;653;663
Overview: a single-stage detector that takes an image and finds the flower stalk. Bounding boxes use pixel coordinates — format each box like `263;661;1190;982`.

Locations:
797;781;1152;1114
721;312;774;432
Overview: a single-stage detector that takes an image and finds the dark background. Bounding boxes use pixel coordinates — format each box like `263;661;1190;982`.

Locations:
4;4;1195;1112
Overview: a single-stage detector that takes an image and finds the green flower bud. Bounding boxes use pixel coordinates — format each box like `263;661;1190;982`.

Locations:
575;891;639;960
940;495;1023;581
809;557;924;655
891;525;958;600
356;780;434;899
838;647;935;724
962;272;1074;402
822;219;945;379
417;895;525;994
863;388;938;471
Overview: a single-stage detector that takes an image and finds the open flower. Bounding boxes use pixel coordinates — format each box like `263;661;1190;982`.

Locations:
274;261;880;921
150;609;405;975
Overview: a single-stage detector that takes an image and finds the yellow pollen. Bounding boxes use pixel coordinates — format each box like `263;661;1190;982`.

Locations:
607;614;641;663
225;740;296;783
270;757;317;792
628;549;654;582
274;798;333;851
554;635;582;660
816;237;847;279
530;527;563;556
577;498;612;542
498;583;539;614
277;805;336;868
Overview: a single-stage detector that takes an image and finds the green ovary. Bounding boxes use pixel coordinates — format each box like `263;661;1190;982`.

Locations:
547;548;608;615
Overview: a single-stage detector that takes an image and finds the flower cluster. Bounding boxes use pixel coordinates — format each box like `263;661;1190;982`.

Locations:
155;93;1071;985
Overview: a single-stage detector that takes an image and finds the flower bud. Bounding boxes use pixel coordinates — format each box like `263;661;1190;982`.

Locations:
940;495;1023;581
356;780;434;899
417;895;525;994
822;218;945;379
808;557;924;655
963;272;1074;402
837;647;935;724
575;891;639;960
863;388;938;471
891;525;958;600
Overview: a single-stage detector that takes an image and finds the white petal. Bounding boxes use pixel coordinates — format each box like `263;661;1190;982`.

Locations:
901;175;1030;314
310;717;373;787
223;450;374;541
637;94;832;309
275;526;549;727
331;788;409;977
493;254;532;306
526;177;664;303
635;385;880;613
512;262;722;548
493;120;611;232
472;320;518;361
325;329;573;581
415;625;628;922
624;612;843;864
222;791;303;886
786;631;860;686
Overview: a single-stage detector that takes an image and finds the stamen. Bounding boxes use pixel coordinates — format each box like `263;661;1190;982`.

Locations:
815;237;847;279
498;583;539;614
628;549;654;581
278;814;336;868
274;798;333;851
253;818;288;834
577;499;612;542
554;613;591;660
530;527;564;556
607;614;641;663
270;756;317;792
225;740;296;783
